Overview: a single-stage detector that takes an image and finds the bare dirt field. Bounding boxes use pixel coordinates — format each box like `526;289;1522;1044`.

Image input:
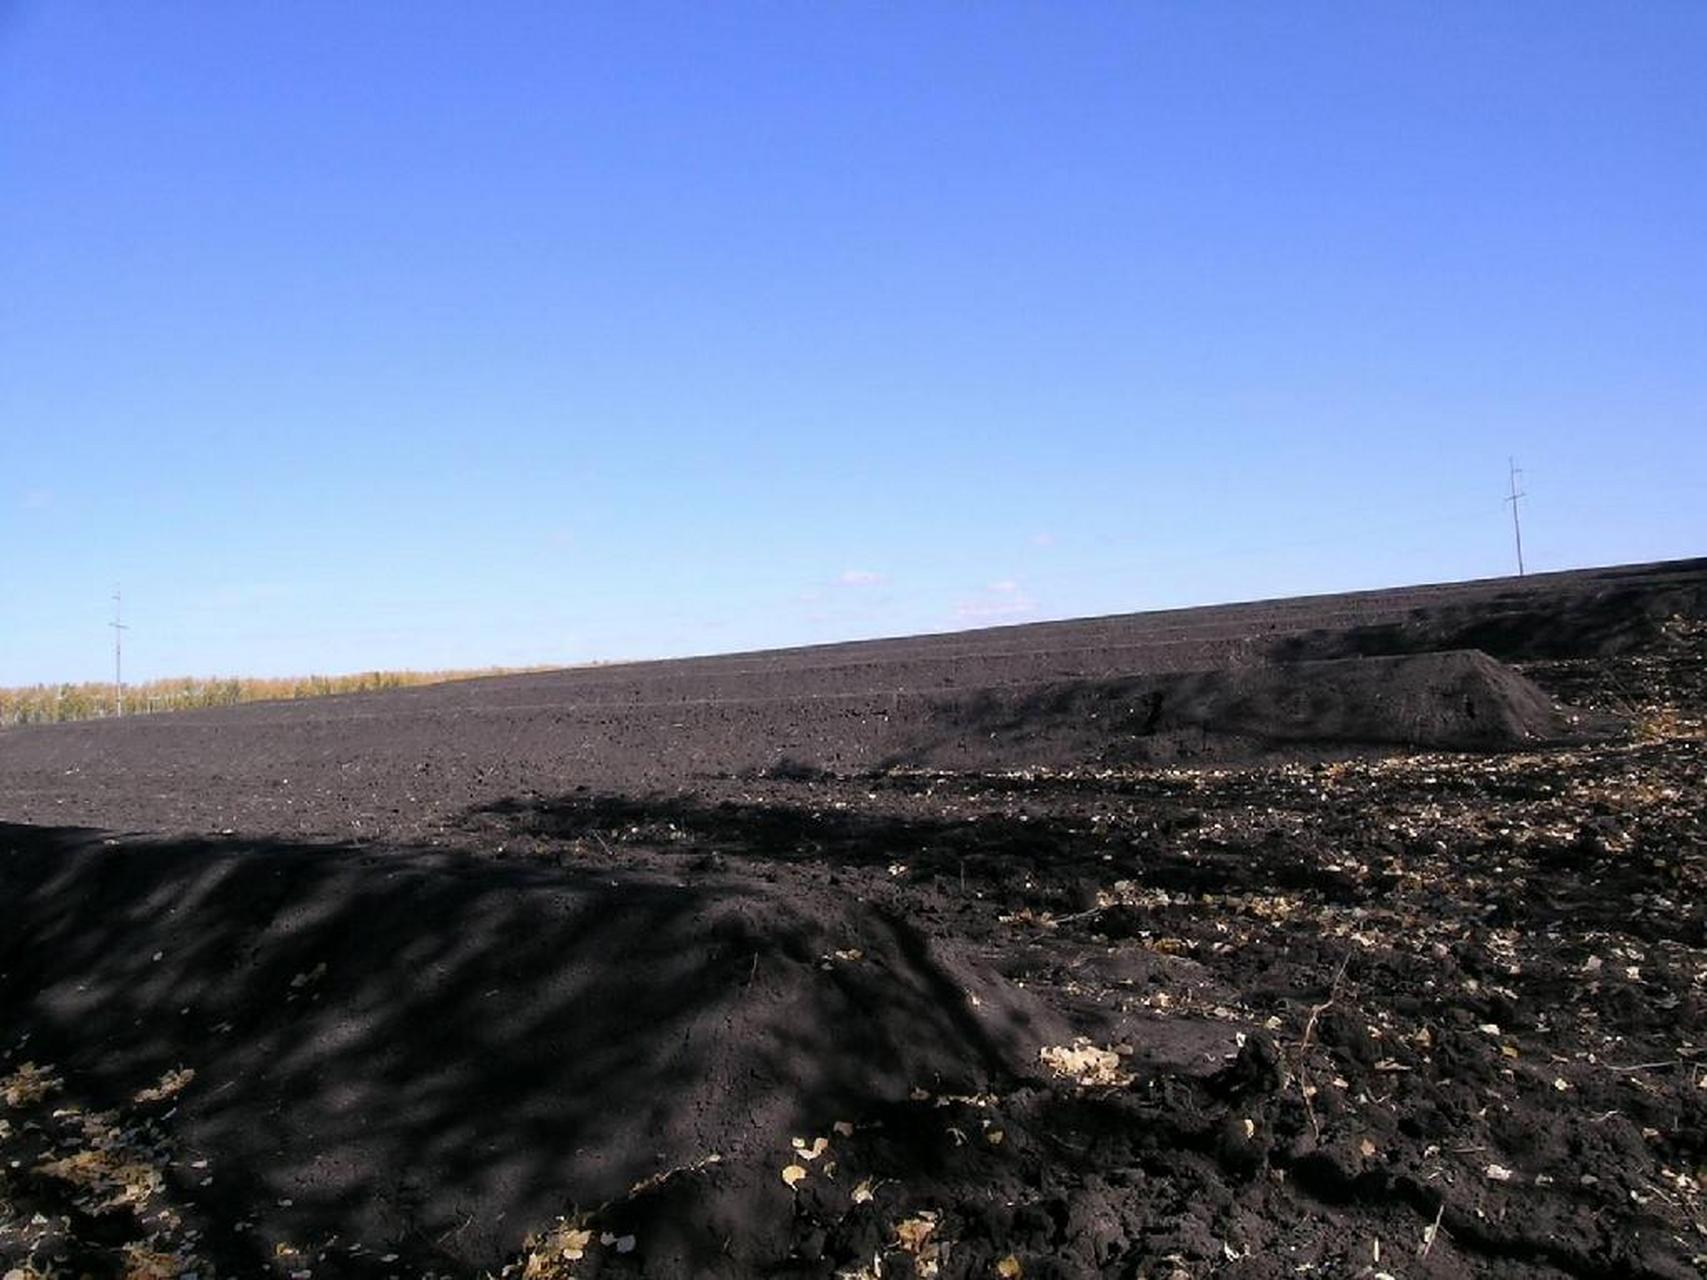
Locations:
3;558;1705;1279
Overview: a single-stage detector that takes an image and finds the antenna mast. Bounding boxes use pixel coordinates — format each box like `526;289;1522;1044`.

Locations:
110;589;129;715
1505;458;1526;577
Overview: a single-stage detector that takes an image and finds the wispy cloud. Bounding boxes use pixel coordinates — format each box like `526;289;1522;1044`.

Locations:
1030;531;1056;548
798;567;893;628
20;488;53;512
953;579;1038;622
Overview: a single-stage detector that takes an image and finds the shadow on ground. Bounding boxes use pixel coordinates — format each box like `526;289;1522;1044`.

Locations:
0;823;1062;1276
468;785;1368;909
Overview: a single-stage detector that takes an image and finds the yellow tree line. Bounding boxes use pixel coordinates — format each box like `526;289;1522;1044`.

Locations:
0;667;560;726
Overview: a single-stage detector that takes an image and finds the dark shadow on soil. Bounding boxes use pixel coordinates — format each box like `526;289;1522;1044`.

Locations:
468;788;1374;908
0;823;1056;1276
1270;580;1707;664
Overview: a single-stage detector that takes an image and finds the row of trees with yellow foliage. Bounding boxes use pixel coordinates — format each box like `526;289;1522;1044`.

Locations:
0;667;551;727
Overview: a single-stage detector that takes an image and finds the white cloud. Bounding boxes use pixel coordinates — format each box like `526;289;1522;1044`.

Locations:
1031;532;1056;548
838;568;885;586
21;488;53;511
953;579;1038;622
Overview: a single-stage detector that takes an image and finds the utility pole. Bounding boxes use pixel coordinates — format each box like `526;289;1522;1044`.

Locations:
110;588;129;716
1505;457;1526;577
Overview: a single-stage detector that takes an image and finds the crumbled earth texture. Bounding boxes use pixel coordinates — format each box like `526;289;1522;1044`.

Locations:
2;558;1705;1279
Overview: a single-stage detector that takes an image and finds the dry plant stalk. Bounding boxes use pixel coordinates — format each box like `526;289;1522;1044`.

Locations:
1294;952;1353;1139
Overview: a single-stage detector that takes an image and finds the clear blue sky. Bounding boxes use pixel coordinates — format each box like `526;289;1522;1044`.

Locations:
3;3;1703;685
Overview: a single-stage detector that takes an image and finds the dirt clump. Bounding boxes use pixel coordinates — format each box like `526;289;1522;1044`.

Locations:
879;650;1622;771
0;831;1074;1275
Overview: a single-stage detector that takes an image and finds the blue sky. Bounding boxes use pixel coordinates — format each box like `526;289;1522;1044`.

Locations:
3;3;1703;684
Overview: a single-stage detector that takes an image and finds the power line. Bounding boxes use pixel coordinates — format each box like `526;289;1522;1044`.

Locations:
1505;457;1526;576
110;588;129;715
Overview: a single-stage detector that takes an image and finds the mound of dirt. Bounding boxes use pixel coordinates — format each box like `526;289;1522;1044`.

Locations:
1269;559;1707;663
0;825;1071;1275
879;650;1622;771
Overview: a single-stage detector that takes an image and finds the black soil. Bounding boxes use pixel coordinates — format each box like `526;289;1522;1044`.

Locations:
2;556;1704;1279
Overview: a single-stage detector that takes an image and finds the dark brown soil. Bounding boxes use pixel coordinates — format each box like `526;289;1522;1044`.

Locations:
2;557;1704;1279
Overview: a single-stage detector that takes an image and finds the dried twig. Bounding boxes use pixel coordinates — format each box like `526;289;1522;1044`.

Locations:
436;1211;475;1244
1417;1200;1446;1260
1298;953;1352;1055
1049;905;1107;926
1294;952;1353;1139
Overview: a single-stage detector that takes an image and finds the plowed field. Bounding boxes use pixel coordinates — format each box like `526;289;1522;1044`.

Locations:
3;558;1704;1279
